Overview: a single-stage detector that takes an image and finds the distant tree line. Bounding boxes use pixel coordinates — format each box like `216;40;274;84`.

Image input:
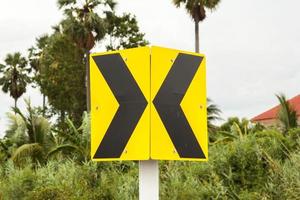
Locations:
0;0;148;128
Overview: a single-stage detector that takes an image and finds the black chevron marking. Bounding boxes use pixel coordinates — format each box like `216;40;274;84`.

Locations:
92;53;147;158
153;53;206;158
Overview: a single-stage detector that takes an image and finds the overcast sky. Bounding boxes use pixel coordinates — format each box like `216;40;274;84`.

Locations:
1;0;300;137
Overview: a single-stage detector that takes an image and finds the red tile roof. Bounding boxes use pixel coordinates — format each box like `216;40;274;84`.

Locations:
251;94;300;122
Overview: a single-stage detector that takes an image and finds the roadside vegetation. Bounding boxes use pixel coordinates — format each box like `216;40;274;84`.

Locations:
1;97;299;199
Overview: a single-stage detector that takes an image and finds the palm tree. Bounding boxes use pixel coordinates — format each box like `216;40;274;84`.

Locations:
57;0;110;51
276;94;298;133
57;0;110;111
172;0;221;52
0;53;31;110
207;98;221;133
28;35;49;116
8;99;54;166
4;99;89;166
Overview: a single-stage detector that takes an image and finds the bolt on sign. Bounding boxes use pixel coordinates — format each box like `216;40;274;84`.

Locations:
90;46;207;161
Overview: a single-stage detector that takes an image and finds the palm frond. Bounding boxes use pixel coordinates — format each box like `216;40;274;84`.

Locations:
172;0;185;7
66;117;79;136
5;113;27;145
276;94;298;132
172;0;221;22
231;122;245;138
218;130;238;139
12;106;27;123
202;0;221;9
47;144;83;158
12;143;43;164
104;0;116;10
57;0;76;9
78;111;90;137
207;99;222;121
33;116;51;145
207;98;222;133
0;63;5;72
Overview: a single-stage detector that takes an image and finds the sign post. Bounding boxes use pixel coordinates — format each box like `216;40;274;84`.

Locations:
139;160;159;200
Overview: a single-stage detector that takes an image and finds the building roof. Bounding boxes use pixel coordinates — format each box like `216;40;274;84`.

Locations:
251;94;300;122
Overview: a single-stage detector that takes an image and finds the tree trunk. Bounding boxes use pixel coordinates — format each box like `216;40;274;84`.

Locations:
14;98;17;112
85;50;90;113
60;110;66;130
195;20;200;53
42;94;46;117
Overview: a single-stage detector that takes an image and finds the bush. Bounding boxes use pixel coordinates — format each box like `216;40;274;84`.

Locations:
1;128;300;199
265;151;300;200
0;161;37;200
0;160;138;199
26;186;71;200
255;129;289;161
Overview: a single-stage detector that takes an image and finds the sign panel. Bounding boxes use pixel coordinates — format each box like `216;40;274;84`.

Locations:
90;46;207;161
90;47;150;161
151;46;208;161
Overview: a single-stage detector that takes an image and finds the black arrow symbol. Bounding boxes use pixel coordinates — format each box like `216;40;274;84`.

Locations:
153;53;206;159
92;53;147;159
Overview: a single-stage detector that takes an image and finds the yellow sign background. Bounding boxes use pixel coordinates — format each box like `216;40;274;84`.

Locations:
90;46;207;161
90;47;150;161
150;46;208;161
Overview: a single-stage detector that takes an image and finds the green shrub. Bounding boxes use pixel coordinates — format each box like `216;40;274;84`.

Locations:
0;162;37;200
0;159;139;199
214;136;268;192
255;129;289;161
25;186;71;200
286;128;300;151
1;128;300;199
160;161;226;200
265;151;300;200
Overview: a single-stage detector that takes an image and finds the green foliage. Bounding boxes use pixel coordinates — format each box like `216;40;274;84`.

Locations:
5;113;27;146
264;150;300;200
0;160;138;200
1;112;300;199
255;129;290;161
3;100;53;166
172;0;221;22
207;98;221;134
220;117;252;133
0;161;37;200
35;33;86;125
160;161;227;199
276;93;298;132
286;128;300;150
105;12;149;51
28;34;50;116
58;0;108;51
160;131;300;199
27;0;148;126
213;117;265;143
0;52;31;108
12;143;43;166
48;112;90;161
25;186;70;200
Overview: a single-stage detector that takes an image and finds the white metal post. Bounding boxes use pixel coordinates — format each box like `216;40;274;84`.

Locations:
139;160;159;200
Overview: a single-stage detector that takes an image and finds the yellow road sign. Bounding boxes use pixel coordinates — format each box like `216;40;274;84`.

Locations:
151;46;208;161
90;46;207;161
90;47;150;161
